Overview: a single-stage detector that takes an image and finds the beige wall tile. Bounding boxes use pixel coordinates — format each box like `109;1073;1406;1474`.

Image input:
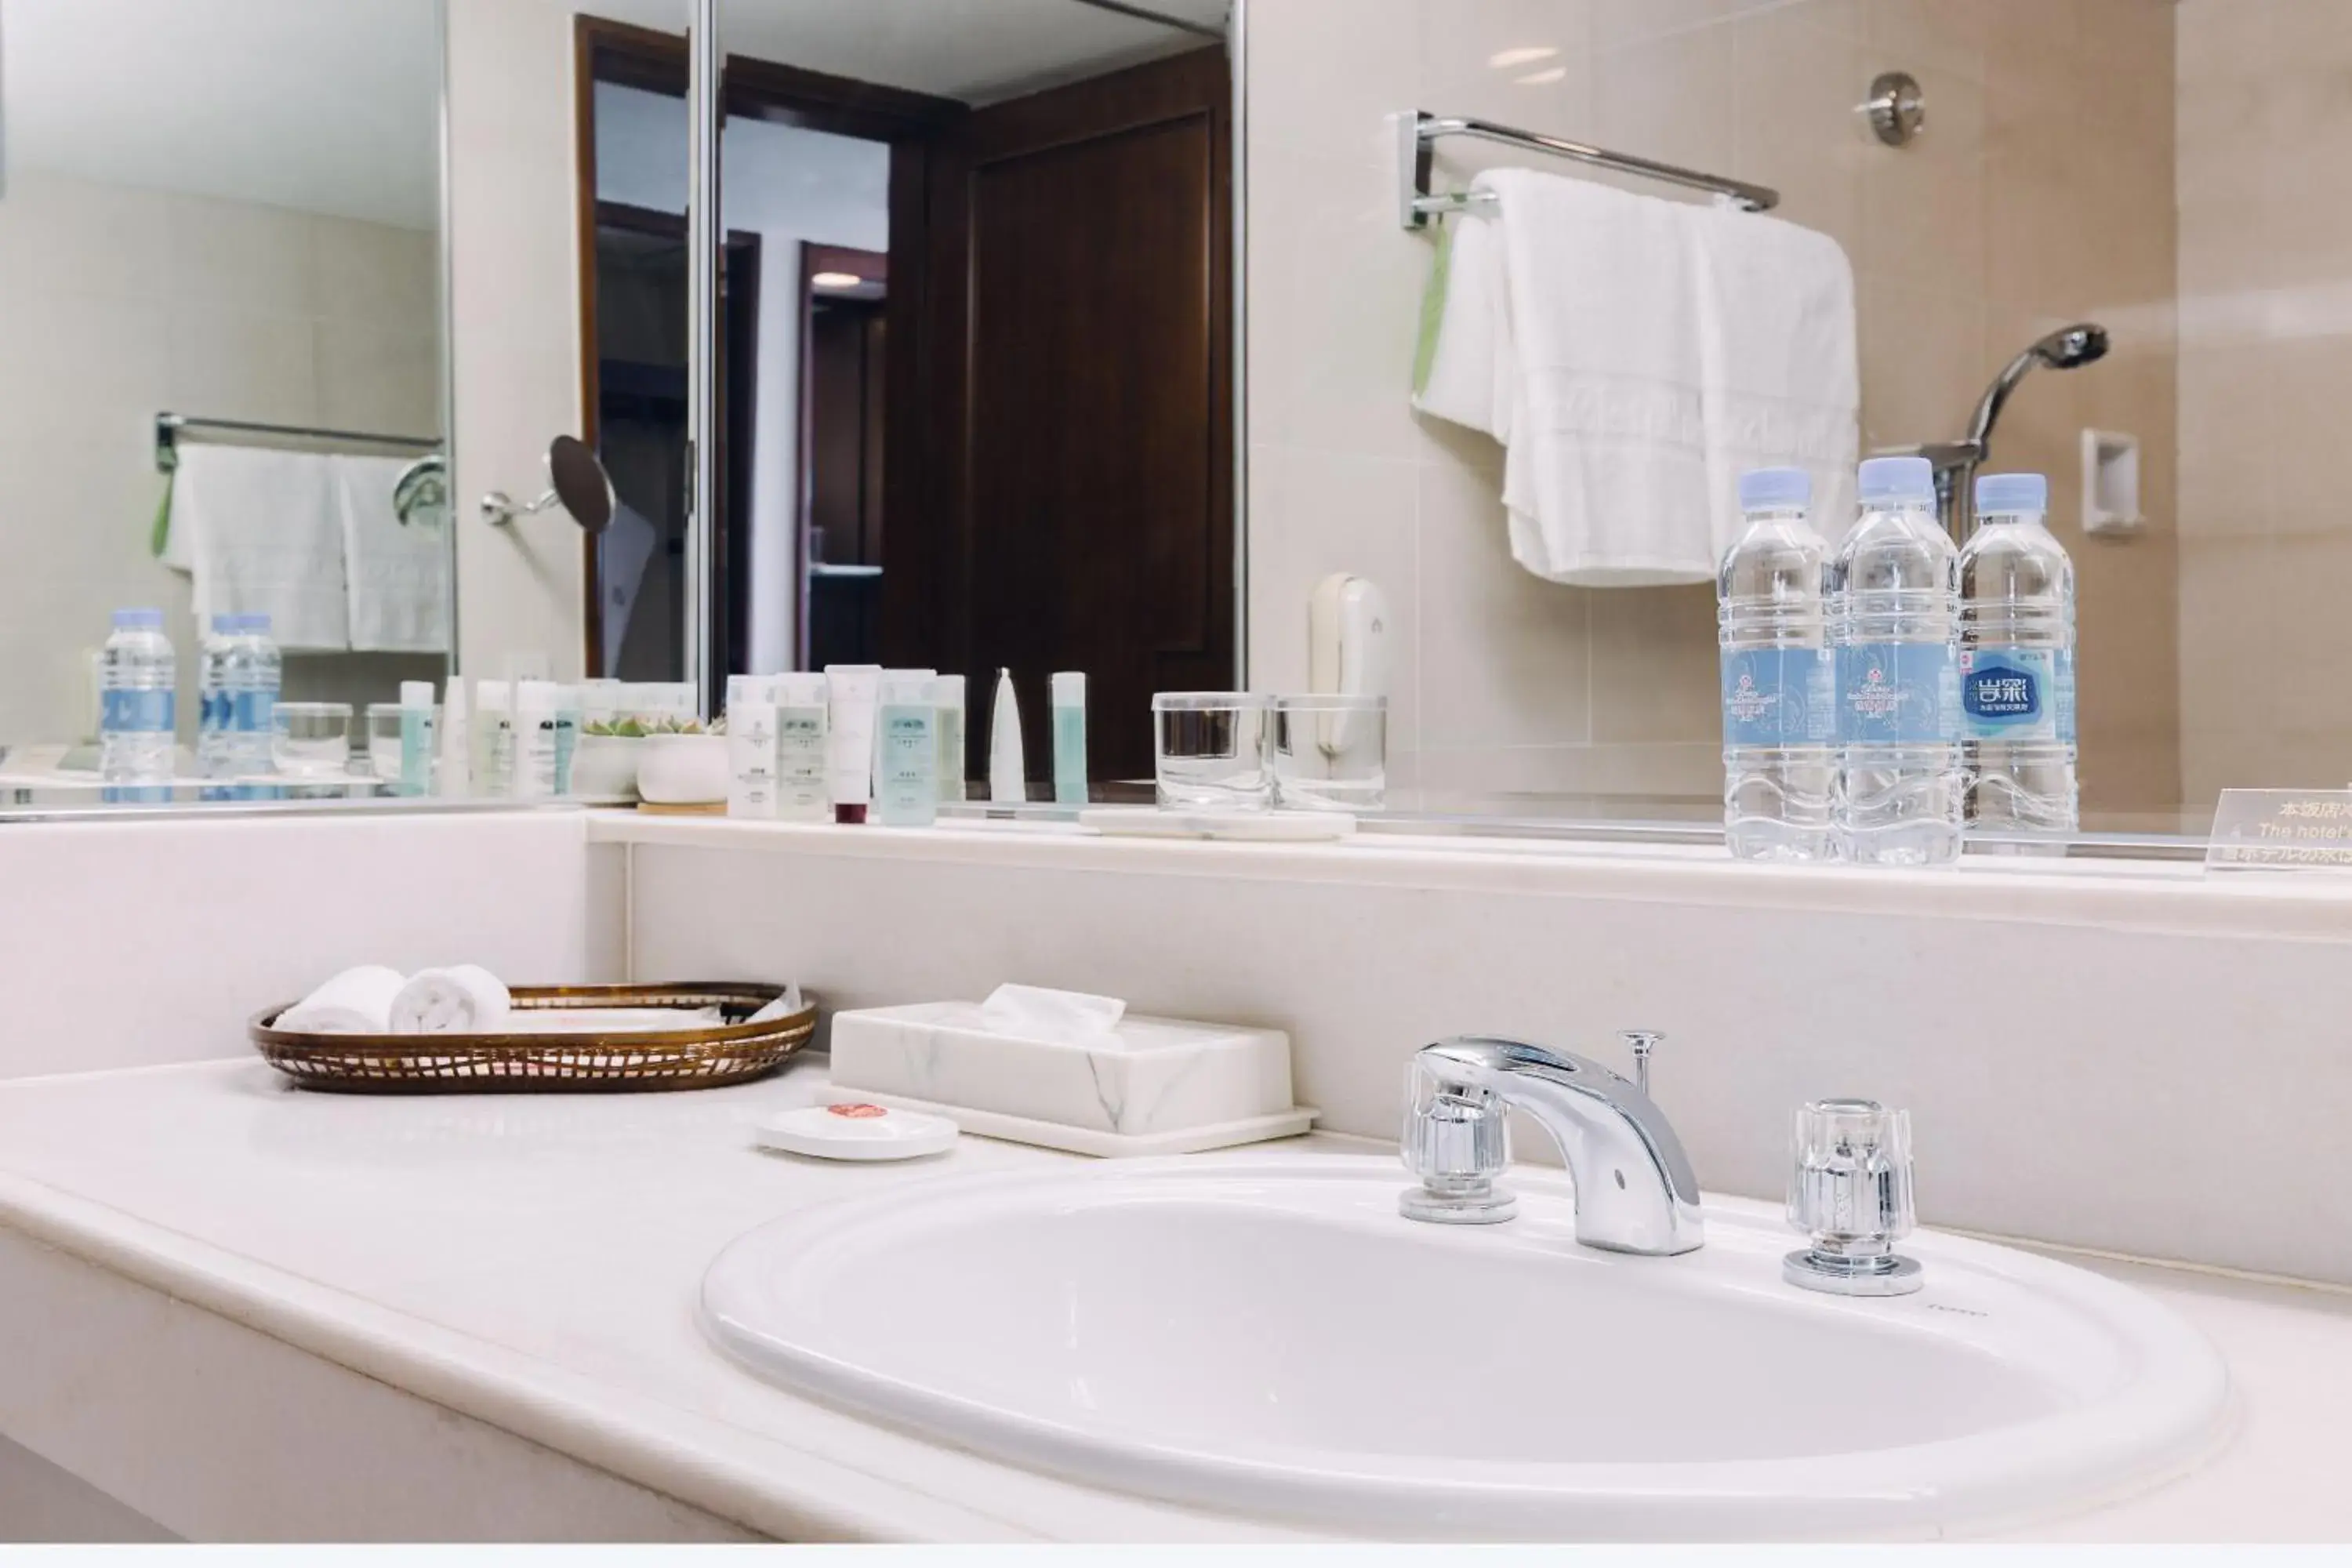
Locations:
1588;584;1719;744
165;195;318;318
1857;64;1984;301
1857;274;1984;452
1595;20;1737;178
1863;0;1987;83
0;172;171;306
1732;1;1868;263
1249;0;1421;166
1415;0;1596;143
1414;452;1592;750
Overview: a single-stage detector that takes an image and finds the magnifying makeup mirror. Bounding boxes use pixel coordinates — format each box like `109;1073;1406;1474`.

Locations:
480;435;615;534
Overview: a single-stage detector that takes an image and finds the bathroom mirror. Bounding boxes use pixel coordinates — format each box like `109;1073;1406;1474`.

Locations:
1235;0;2343;849
597;0;1239;782
0;0;449;800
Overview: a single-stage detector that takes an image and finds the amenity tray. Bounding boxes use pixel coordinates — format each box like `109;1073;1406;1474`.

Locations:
251;982;815;1094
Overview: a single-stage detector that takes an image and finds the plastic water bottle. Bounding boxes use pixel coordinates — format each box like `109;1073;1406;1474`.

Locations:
195;615;238;779
1958;473;2077;840
99;608;178;785
222;615;281;778
1831;456;1962;866
1717;466;1835;861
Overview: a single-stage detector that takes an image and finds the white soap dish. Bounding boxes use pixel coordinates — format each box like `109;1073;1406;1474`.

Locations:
829;1000;1312;1158
1078;806;1355;841
817;1085;1314;1158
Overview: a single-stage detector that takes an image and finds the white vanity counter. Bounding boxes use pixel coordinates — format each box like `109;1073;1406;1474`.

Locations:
0;1055;2347;1543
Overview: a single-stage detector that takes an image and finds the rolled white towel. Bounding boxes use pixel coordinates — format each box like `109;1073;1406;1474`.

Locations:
388;964;513;1035
278;965;406;1034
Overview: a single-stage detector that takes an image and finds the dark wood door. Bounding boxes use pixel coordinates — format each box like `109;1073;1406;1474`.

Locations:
889;46;1233;785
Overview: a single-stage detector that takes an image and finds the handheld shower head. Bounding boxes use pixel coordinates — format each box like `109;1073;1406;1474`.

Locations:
1967;322;2109;447
2032;323;2109;370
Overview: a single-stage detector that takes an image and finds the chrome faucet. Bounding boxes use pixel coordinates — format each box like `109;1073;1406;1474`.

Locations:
1399;1033;1704;1256
1894;322;2108;541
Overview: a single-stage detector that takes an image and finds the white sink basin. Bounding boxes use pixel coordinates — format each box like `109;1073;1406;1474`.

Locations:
700;1154;2229;1539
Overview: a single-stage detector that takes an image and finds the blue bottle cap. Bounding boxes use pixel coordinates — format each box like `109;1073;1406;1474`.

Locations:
1857;456;1936;504
1973;472;2049;516
1737;467;1811;511
111;608;164;630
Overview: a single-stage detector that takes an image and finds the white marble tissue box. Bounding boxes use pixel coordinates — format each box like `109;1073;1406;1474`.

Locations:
828;1002;1295;1138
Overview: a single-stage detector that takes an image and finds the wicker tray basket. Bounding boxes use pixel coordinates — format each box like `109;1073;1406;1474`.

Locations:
251;982;815;1094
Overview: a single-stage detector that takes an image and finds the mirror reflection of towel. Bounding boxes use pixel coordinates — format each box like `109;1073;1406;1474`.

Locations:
600;501;660;676
159;445;347;650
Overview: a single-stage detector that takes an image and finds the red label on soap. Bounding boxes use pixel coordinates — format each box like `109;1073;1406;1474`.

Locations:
828;1103;889;1119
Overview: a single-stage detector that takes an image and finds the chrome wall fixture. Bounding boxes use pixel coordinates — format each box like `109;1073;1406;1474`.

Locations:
1397;109;1778;230
154;413;439;474
1864;71;1926;147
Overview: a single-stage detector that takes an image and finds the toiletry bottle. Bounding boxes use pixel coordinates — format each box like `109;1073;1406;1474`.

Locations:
876;675;939;827
553;684;582;795
513;681;560;799
989;667;1027;805
726;673;779;819
438;677;472;797
774;672;831;822
824;664;882;823
473;680;514;797
1051;671;1087;805
935;674;967;804
398;680;437;797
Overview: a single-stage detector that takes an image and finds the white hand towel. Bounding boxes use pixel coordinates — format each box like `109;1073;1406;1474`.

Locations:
1486;169;1718;586
1413;210;1516;440
1689;201;1860;562
161;445;348;650
1412;171;1860;587
979;983;1127;1047
388;965;512;1035
278;965;406;1034
334;455;451;654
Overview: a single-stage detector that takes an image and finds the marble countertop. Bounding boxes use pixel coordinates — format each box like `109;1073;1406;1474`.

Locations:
0;1055;2346;1542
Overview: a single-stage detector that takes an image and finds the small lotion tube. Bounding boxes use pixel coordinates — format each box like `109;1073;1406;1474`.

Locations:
437;678;471;797
875;674;939;827
398;680;437;797
988;667;1026;805
935;674;967;804
773;671;831;821
512;681;559;799
726;673;779;820
1051;671;1087;805
472;680;514;797
824;665;882;823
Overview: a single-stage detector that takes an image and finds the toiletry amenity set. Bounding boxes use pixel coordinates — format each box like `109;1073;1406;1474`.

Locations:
1716;459;2077;866
710;665;1093;825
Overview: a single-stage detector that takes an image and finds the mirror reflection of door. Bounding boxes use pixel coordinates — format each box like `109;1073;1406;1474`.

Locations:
797;246;888;673
716;0;1236;785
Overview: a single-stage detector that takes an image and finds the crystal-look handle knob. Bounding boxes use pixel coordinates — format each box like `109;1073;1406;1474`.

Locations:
1784;1098;1923;1295
1399;1078;1515;1225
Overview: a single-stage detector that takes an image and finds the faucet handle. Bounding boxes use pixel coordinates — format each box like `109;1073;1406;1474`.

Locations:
1620;1029;1664;1097
1784;1098;1922;1296
1399;1079;1515;1225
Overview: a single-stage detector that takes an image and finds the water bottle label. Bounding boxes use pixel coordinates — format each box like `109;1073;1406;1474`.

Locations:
102;688;175;735
1719;648;1832;748
1959;646;2074;742
230;690;276;734
1836;643;1957;746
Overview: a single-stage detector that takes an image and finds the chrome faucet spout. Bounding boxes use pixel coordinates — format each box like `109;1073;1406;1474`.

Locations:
1399;1034;1704;1256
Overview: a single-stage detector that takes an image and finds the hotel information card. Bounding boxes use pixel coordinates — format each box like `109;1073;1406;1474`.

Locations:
2206;788;2352;873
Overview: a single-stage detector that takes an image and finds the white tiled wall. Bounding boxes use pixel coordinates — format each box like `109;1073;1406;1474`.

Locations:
1246;0;2180;818
0;171;441;745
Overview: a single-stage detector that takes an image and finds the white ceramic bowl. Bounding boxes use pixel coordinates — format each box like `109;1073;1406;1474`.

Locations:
570;733;645;800
635;732;728;805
